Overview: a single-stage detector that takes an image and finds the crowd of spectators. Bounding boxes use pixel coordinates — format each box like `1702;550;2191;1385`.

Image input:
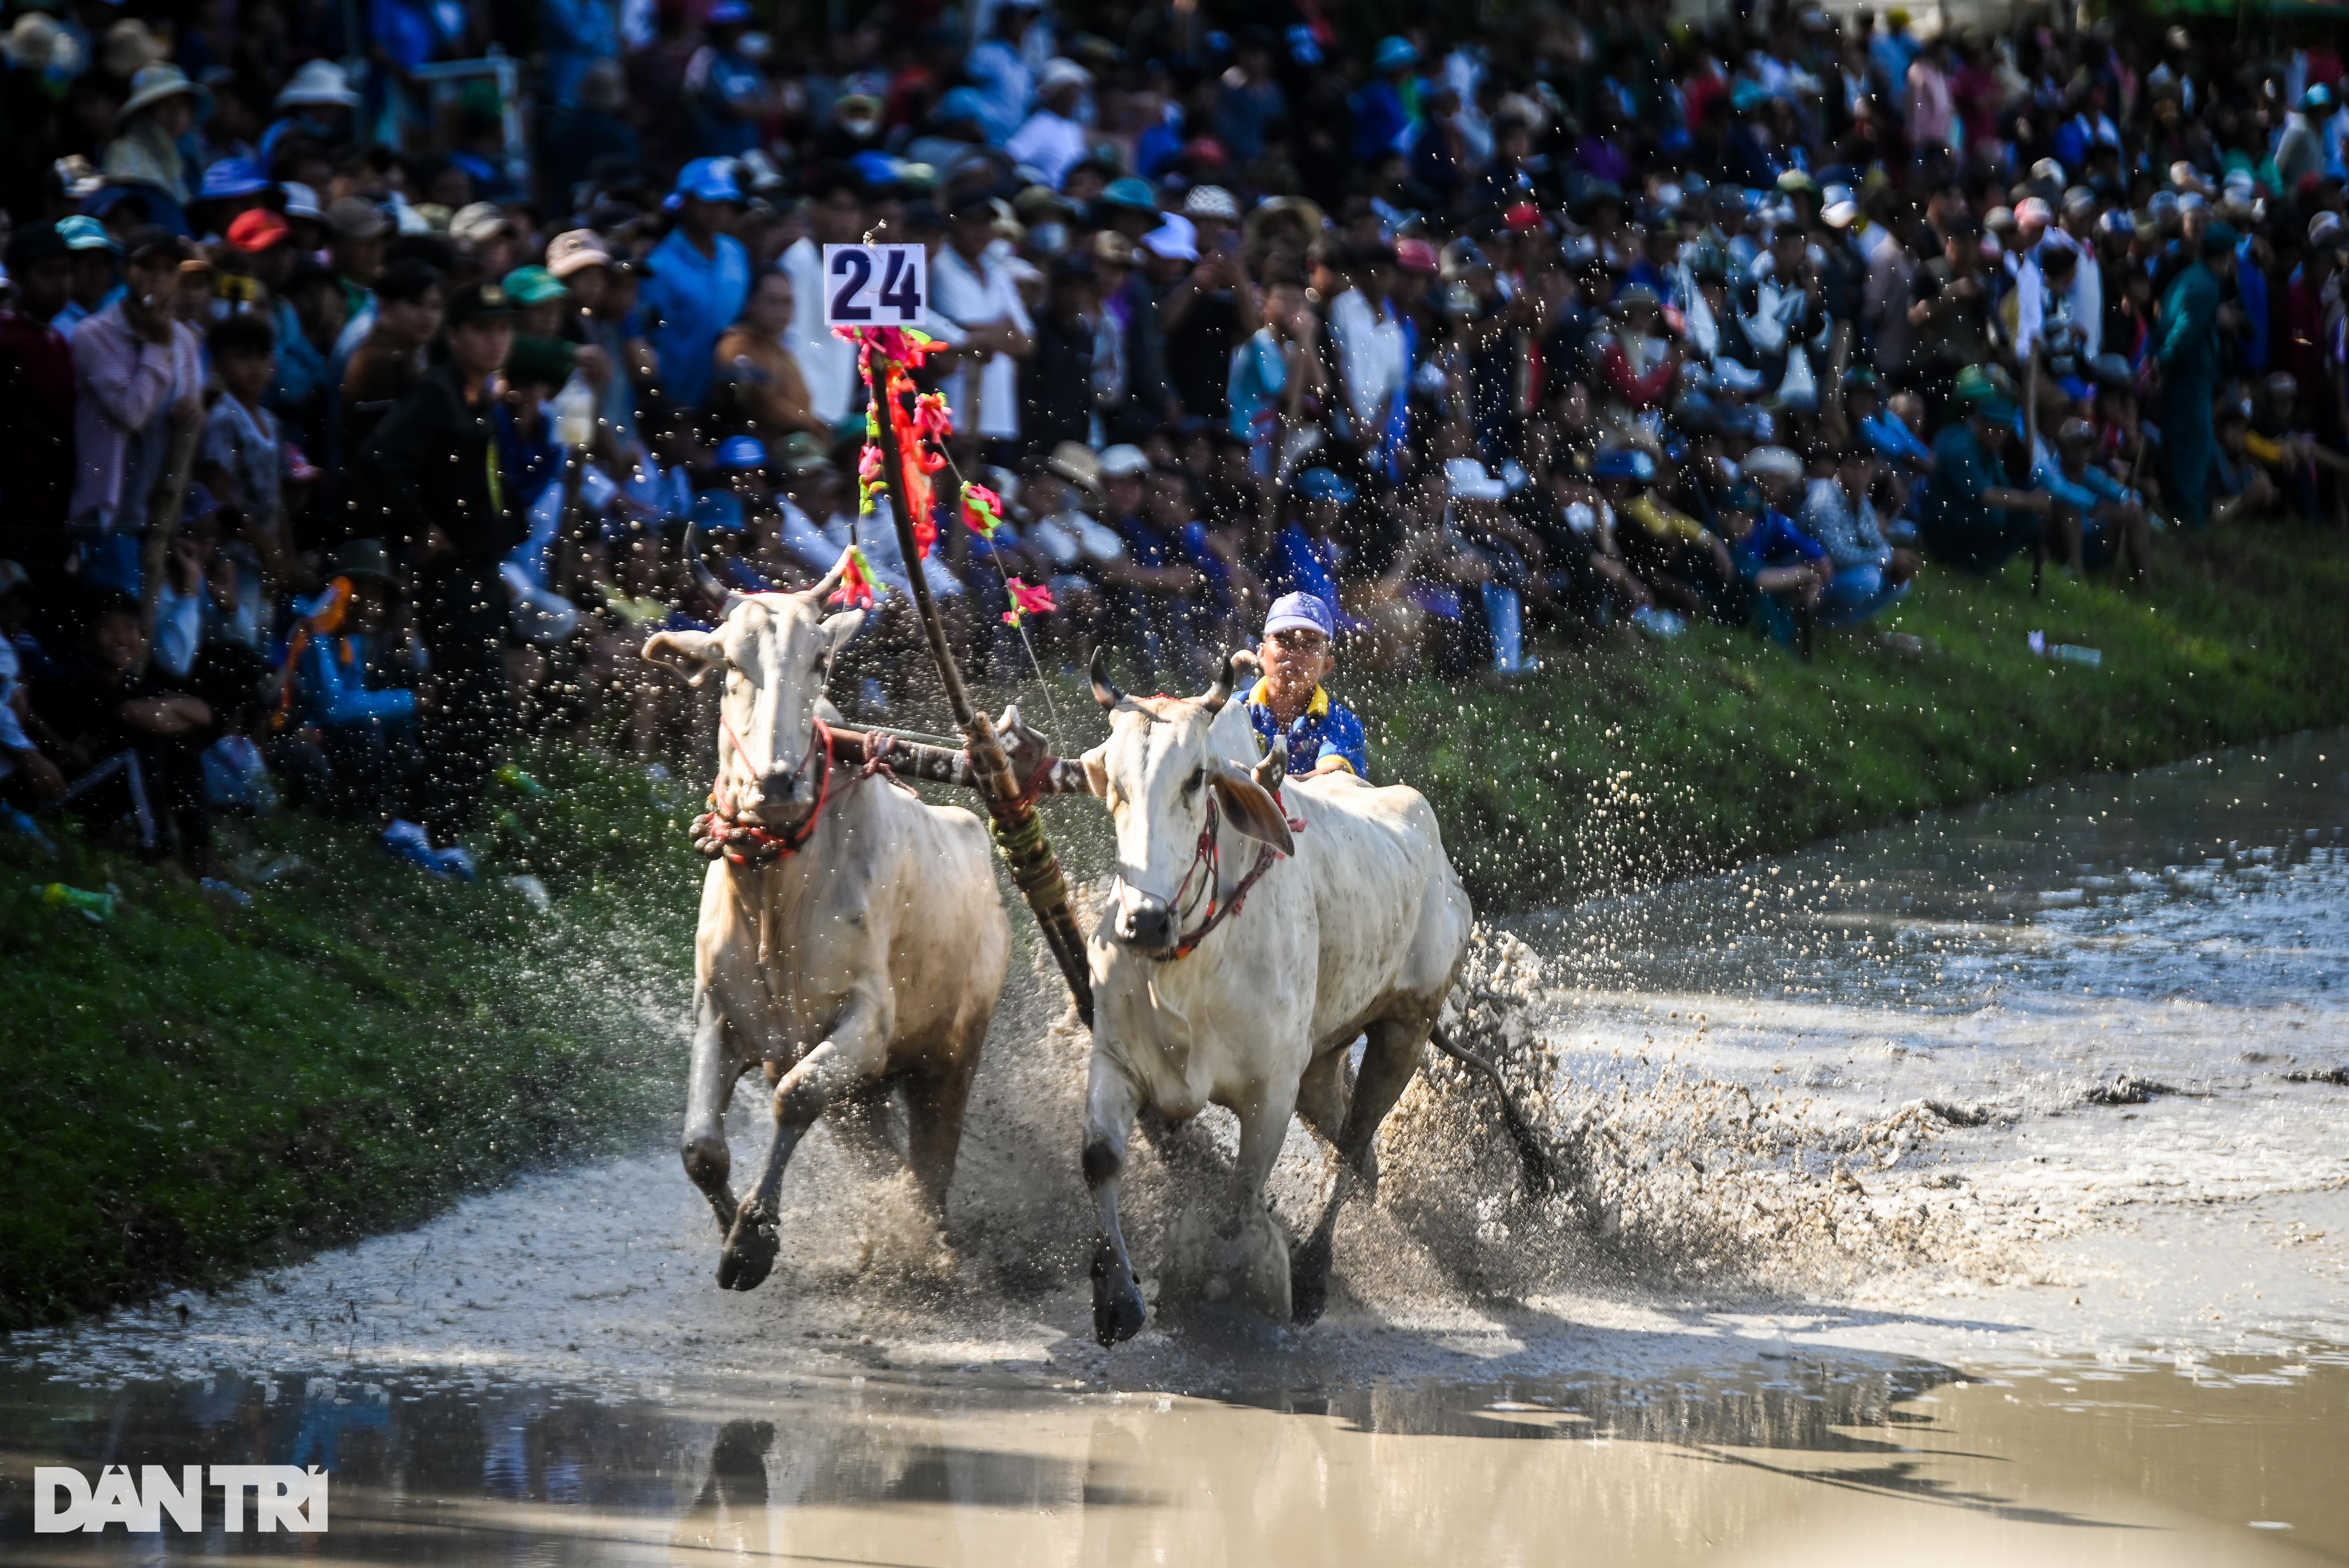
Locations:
2;0;2346;875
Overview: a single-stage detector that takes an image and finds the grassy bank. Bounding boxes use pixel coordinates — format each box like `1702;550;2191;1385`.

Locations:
1367;522;2349;909
6;520;2346;1330
0;746;695;1332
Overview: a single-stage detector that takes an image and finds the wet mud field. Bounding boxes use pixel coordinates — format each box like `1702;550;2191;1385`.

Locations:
6;730;2349;1563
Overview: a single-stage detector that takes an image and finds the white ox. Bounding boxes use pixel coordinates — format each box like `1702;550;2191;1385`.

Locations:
644;554;1009;1291
1077;651;1474;1342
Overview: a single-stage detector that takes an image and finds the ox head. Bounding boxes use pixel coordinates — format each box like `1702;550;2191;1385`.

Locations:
1082;647;1292;958
643;546;864;829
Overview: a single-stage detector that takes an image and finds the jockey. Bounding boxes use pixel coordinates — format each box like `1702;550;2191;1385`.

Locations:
1245;591;1368;779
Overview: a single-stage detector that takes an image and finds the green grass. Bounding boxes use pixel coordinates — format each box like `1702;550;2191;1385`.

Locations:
1364;523;2349;910
6;520;2347;1330
0;744;697;1332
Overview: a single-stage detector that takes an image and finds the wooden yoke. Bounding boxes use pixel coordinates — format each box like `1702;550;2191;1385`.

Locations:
867;352;1097;1027
823;717;1093;800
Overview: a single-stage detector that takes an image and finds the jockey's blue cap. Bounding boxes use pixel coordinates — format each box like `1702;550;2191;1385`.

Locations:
666;157;745;212
715;434;767;470
1264;591;1335;640
691;489;746;533
1296;467;1356;504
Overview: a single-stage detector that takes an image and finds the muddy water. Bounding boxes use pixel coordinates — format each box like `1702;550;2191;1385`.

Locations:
5;732;2349;1562
5;1352;2348;1563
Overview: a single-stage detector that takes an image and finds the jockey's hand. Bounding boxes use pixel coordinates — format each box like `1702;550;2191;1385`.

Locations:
1310;755;1350;777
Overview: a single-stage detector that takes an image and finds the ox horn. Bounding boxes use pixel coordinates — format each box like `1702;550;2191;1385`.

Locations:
1198;649;1239;712
802;550;851;604
682;520;738;617
1089;646;1124;710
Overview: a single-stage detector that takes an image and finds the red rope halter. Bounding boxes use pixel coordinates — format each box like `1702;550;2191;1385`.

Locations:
691;710;839;867
1166;791;1292;959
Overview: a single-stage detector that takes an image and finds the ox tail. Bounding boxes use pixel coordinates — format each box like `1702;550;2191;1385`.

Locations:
1428;1024;1557;1199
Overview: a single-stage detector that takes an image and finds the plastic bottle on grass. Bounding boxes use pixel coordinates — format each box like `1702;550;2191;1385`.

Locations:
38;883;113;922
2027;630;2103;666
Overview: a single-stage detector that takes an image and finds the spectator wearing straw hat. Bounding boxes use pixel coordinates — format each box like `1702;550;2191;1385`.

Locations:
264;59;360;162
103;63;211;210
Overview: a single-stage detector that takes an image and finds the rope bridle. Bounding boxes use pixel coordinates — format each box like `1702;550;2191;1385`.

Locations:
1159;787;1300;960
691;706;838;867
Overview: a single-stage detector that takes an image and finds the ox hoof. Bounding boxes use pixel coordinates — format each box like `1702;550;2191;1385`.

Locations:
1091;1244;1146;1346
1289;1229;1334;1327
718;1200;780;1292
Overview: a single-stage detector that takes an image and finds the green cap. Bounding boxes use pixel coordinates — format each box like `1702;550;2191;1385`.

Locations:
500;264;570;306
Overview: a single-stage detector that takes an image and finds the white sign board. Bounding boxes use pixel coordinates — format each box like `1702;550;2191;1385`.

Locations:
821;243;926;330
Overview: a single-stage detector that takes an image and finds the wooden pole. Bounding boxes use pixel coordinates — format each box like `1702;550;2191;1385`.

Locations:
868;356;1096;1027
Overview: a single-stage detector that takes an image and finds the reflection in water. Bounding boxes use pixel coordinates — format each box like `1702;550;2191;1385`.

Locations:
7;1350;2348;1563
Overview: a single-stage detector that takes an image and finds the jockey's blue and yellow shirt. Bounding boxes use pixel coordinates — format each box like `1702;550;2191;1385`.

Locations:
1245;678;1368;779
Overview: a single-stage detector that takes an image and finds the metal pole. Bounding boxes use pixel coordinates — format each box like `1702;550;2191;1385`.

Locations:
867;356;1096;1027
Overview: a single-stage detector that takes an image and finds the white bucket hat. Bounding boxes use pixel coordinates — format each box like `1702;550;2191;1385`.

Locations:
275;58;361;109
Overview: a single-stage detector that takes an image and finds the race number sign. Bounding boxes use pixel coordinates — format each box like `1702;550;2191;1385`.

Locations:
822;243;926;329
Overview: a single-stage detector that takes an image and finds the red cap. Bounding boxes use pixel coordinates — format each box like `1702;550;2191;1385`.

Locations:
1503;201;1545;232
227;207;292;253
1394;238;1440;274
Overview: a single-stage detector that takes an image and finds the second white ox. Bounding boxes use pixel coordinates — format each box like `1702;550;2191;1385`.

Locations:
644;554;1008;1292
1078;651;1473;1343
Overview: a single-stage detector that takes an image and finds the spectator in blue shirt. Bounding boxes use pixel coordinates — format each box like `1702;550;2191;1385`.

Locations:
965;0;1040;147
2033;416;2153;586
642;159;750;413
1245;592;1367;778
1918;397;2055;570
1349;37;1419;163
1847;368;1932;477
288;538;423;823
539;0;616;110
1800;449;1916;626
685;0;769;157
1715;481;1829;644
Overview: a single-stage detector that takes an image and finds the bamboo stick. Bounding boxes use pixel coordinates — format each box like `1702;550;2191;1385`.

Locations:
867;356;1097;1027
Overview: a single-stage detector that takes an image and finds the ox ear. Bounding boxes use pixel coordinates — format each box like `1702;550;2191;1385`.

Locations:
1080;742;1110;799
819;609;865;660
643;628;727;686
1213;761;1295;857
